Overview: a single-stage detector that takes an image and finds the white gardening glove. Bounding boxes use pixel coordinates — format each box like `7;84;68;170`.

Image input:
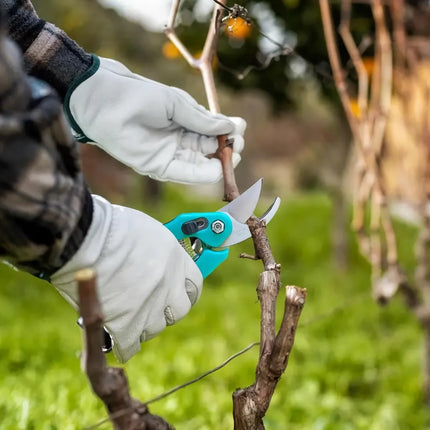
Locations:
64;55;246;184
50;195;203;363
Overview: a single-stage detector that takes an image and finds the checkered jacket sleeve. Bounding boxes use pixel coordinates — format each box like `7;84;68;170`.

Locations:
0;81;93;279
0;1;95;278
2;0;93;98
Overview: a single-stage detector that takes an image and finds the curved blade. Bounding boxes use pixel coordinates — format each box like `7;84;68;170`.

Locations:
217;178;262;223
220;196;281;247
260;196;281;225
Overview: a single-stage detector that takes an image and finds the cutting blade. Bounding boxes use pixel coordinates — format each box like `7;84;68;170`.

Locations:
220;196;281;247
217;178;262;223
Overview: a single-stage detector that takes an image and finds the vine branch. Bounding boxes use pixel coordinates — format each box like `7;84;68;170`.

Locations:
165;2;306;428
320;0;402;303
76;268;174;430
319;0;430;404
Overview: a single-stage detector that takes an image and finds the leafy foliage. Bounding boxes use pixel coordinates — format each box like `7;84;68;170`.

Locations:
0;187;428;429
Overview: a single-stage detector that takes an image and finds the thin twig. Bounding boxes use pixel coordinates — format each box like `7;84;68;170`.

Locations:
320;0;401;302
165;0;239;200
339;0;369;115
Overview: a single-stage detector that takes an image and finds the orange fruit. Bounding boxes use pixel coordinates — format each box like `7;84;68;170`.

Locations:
224;17;251;39
162;41;181;59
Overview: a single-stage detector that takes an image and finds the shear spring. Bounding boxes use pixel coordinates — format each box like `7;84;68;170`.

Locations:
179;238;202;261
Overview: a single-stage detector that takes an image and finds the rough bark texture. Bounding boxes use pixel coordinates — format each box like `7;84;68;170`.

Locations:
232;283;306;429
165;2;307;427
76;269;174;430
216;134;240;201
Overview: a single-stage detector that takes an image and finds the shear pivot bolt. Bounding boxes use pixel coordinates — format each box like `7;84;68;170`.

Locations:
211;220;225;234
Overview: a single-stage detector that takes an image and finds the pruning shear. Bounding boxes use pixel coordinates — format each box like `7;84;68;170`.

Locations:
164;179;281;278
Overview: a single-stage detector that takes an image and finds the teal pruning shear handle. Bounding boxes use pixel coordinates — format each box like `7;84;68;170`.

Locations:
164;179;281;278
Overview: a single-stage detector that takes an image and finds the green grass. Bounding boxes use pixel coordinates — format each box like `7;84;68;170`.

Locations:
0;186;428;429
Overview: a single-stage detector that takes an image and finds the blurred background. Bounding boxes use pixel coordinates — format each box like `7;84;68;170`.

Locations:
1;0;430;429
32;0;357;203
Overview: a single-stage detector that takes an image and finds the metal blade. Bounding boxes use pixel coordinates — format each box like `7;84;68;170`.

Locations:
220;196;281;247
260;196;281;225
217;178;262;223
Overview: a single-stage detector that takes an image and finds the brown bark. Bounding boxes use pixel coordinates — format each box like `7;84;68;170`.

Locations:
165;2;307;428
76;269;174;430
233;285;306;429
216;134;240;201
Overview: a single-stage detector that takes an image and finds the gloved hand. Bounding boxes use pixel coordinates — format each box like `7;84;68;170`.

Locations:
64;55;246;184
50;195;203;363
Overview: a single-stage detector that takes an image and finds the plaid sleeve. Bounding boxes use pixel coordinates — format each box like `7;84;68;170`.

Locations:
2;0;93;98
0;79;93;279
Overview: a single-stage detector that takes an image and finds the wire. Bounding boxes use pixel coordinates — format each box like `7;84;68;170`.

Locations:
145;341;260;405
212;0;233;13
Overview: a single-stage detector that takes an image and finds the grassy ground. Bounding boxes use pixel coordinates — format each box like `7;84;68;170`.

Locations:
0;186;428;429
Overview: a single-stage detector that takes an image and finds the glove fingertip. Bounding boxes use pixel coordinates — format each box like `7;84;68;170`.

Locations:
230;135;245;154
195;159;224;184
229;117;247;134
203;115;235;136
222;119;237;134
173;92;235;136
232;152;242;168
111;333;141;363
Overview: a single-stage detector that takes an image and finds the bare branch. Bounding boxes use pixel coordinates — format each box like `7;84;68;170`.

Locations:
321;0;430;405
320;0;400;302
233;286;306;429
76;269;174;430
215;135;240;201
370;0;393;154
165;0;199;68
339;0;369;115
165;3;306;427
270;286;307;375
165;0;239;201
320;0;359;137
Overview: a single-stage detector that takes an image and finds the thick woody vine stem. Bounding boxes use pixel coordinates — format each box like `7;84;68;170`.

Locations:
216;134;240;201
76;269;174;430
166;2;306;428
